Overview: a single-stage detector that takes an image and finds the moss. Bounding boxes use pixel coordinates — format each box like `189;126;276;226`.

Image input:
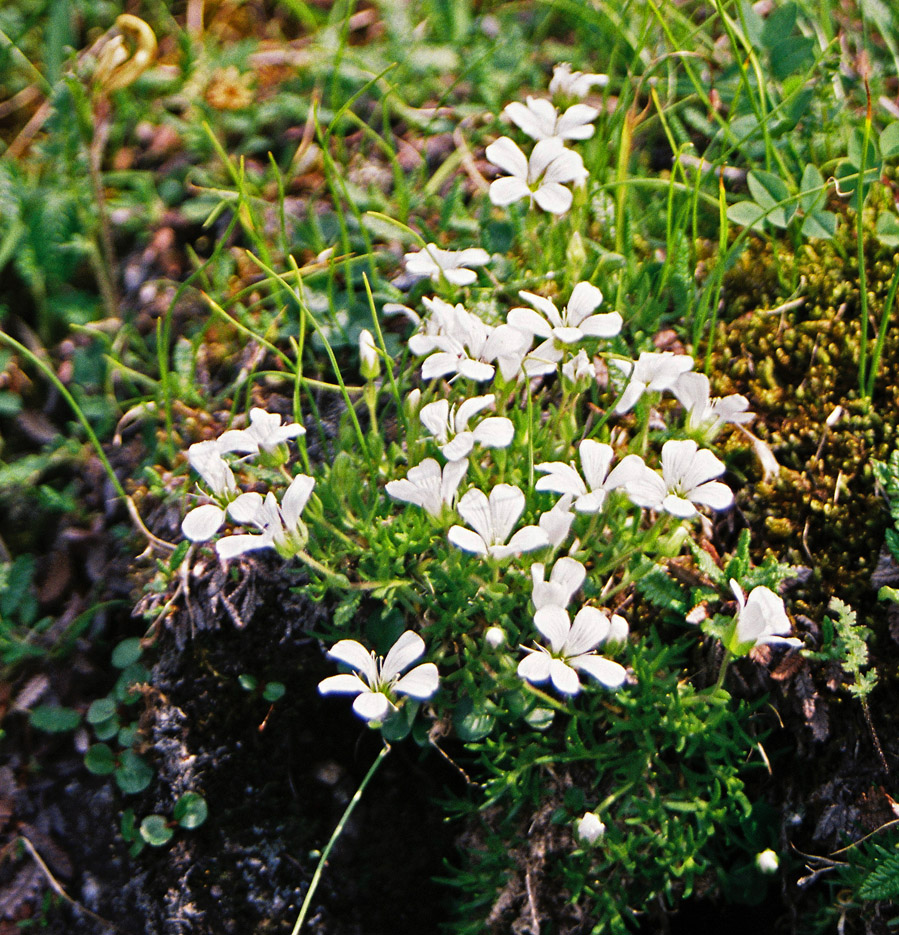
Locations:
707;218;899;622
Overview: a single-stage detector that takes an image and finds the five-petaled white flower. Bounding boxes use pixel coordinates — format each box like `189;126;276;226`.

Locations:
531;557;587;611
673;372;753;438
550;63;609;100
216;474;316;560
536;440;649;513
503;96;599;141
318;631;439;722
509;282;622;376
609;352;695;414
403;244;490;286
408;296;528;382
385;458;468;517
181;440;239;542
419;395;514;461
729;580;801;652
624;439;734;518
486;136;588;215
217;408;305;456
518;605;626;694
448;485;549;559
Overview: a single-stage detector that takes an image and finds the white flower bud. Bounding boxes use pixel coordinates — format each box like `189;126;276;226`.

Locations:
756;849;779;874
485;626;506;649
359;329;380;380
575;811;605;845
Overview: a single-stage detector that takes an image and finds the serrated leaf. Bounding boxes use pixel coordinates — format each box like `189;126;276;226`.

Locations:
727;200;767;231
859;849;899;900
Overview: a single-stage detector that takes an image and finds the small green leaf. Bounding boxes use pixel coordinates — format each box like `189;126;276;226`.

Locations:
93;717;120;741
174;792;208;830
881;121;899;159
84;743;116;775
875;212;899;247
238;674;258;692
799;164;825;213
115;749;154;794
87;697;118;724
746;171;793;227
140;815;174;846
524;707;555;731
262;681;285;703
111;638;143;669
30;705;81;733
454;697;495;742
117;724;139;747
802;210;838;240
726;201;767;231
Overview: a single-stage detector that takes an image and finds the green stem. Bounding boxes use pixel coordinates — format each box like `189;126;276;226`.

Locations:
713;648;733;693
290;743;390;935
857;80;873;398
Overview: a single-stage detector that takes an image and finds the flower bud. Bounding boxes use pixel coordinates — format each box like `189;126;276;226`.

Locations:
485;626;506;649
755;849;779;874
359;329;380;380
575;811;605;845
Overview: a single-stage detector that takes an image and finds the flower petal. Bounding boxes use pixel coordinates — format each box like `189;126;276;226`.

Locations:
419;399;450;441
317;673;367;696
535;462;588;497
533;181;573;215
565;606;610;655
507;306;555;338
487;484;526;542
353;691;393;722
578;440;614;491
489;177;531;207
182;504;226;542
472;417;515;449
566;281;604;322
394;662;439;700
504;524;550;555
381;631;425;681
485;136;528;178
281;474;315;527
518;649;552;684
533;605;571;653
327;640;378;684
215;533;271;560
447;525;489;555
572;654;626;688
549;658;581;694
687;480;734;511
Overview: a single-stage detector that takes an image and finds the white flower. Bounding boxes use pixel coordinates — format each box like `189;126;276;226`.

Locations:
448;485;549;559
756;849;780;874
575;810;606;845
486;136;588;215
531;557;586;611
624;439;734;518
550;63;609;100
538;494;576;548
419;395;514;461
562;349;597;385
408;296;528;382
215;474;315;560
729;580;801;651
403;244;490;286
508;282;622;376
385;458;468;517
358;329;380;380
609;352;694;414
518;605;626;694
674;372;753;437
181;441;239;542
503;96;599;141
216;408;305;456
536;440;648;513
318;631;439;722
